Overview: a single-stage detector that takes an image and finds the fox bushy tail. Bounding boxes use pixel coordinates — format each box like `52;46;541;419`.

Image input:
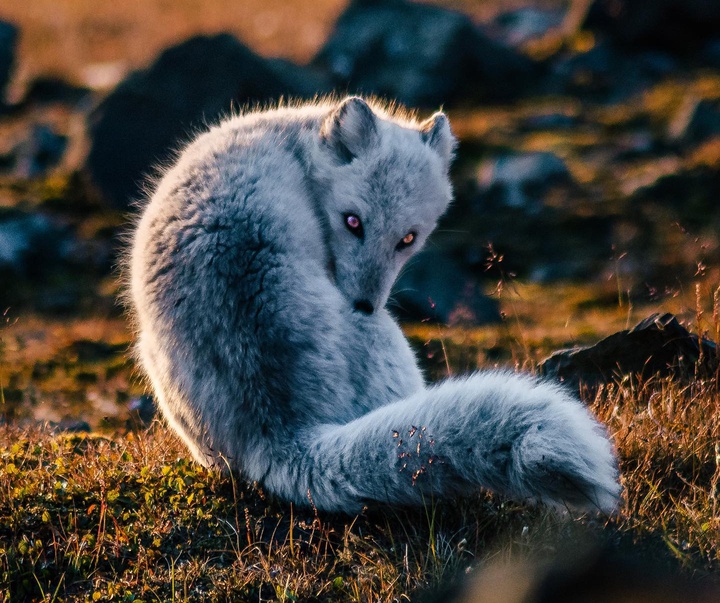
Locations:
264;372;620;513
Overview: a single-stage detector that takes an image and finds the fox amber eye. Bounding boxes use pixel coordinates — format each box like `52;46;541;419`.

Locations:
396;231;416;251
344;213;364;238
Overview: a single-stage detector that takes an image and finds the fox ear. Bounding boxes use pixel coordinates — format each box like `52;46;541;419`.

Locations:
420;112;456;170
321;96;378;163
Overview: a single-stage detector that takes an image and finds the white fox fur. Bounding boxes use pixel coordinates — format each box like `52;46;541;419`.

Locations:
129;96;621;513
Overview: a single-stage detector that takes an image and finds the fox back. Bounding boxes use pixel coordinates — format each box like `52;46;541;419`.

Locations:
130;97;454;471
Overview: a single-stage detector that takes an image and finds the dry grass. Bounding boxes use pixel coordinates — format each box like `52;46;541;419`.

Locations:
2;341;720;601
595;375;720;569
0;423;556;602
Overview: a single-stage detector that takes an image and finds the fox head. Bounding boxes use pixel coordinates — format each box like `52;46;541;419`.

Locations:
315;96;456;316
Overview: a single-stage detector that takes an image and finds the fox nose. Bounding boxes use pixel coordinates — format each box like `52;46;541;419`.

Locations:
353;299;374;315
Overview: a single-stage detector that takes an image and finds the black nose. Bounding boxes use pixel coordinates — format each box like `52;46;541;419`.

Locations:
353;300;374;315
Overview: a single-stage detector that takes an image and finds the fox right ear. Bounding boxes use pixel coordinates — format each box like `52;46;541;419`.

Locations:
321;97;379;163
420;112;457;170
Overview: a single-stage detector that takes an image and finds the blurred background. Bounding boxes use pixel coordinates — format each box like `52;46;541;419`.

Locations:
1;0;720;429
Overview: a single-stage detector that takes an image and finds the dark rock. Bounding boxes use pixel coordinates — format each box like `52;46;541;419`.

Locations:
612;130;655;160
0;151;13;170
53;418;92;433
86;34;332;210
492;7;565;47
540;313;718;389
264;58;332;98
313;0;536;108
390;249;500;325
34;289;84;315
0;208;113;312
0;210;70;276
12;124;68;178
630;165;720;231
521;112;578;130
32;360;58;380
441;183;615;282
548;40;675;101
67;339;126;363
702;38;720;67
475;152;572;210
0;21;17;107
584;0;720;53
667;98;720;145
23;76;92;106
75;371;99;384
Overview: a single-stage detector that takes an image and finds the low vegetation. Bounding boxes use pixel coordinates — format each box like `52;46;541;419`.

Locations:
2;329;720;601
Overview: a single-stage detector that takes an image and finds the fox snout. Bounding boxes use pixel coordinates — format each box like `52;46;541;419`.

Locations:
353;299;375;315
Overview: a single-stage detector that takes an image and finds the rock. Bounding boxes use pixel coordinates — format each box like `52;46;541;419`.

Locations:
12;124;68;178
23;76;92;106
264;58;331;98
34;289;84;315
86;34;332;210
0;21;17;107
630;165;720;231
521;112;578;130
702;38;720;67
492;7;565;47
53;418;92;433
441;183;615;282
548;40;675;100
667;98;720;145
312;0;536;108
0;209;98;312
475;152;572;210
583;0;720;53
540;313;718;390
390;249;500;325
66;339;126;363
0;210;70;276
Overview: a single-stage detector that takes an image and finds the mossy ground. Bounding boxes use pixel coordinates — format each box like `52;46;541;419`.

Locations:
2;309;720;601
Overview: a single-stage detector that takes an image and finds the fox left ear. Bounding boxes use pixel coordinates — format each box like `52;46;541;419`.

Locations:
321;96;379;164
420;113;457;170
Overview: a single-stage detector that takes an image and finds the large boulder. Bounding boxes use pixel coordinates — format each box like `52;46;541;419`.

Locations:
584;0;720;53
0;21;18;108
313;0;536;108
86;34;331;210
540;313;717;390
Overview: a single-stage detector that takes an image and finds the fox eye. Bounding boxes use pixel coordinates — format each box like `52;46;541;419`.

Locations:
344;214;364;238
396;231;416;251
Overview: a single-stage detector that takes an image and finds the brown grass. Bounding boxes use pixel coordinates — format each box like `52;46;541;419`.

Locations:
2;337;720;601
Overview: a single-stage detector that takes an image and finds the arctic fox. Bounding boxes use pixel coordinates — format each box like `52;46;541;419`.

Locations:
129;96;620;513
